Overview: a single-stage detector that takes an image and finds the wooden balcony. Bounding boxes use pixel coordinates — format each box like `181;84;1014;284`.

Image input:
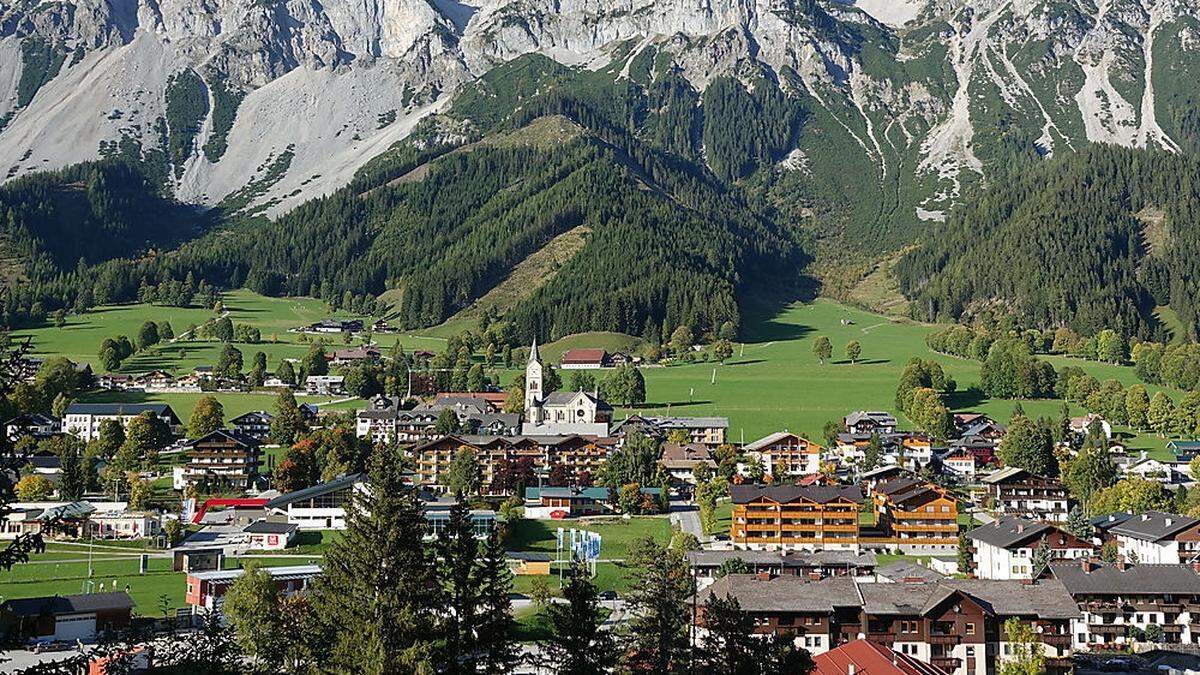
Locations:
932;657;961;671
928;634;958;645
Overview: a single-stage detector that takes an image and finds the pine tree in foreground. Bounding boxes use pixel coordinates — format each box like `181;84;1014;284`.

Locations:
696;592;815;675
620;537;692;674
540;560;616;675
474;528;519;673
306;444;440;674
438;495;481;674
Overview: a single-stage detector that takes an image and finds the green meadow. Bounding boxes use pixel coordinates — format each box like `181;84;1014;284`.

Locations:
626;298;1179;459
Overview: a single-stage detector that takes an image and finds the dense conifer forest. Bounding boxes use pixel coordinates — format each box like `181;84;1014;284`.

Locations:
897;146;1200;340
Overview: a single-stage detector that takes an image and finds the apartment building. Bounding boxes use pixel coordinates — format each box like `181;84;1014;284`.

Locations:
1051;560;1200;649
981;467;1071;522
743;432;822;476
870;478;959;553
694;573;1077;675
62;403;181;441
180;429;262;490
965;517;1094;580
1110;511;1200;564
729;484;865;551
411;434;615;491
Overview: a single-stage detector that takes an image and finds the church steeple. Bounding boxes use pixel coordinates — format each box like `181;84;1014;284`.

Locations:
525;338;544;417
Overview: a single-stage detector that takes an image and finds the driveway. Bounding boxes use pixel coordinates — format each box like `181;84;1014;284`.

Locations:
669;501;705;542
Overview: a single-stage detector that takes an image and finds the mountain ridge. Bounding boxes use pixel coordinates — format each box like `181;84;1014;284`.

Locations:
1;0;1195;235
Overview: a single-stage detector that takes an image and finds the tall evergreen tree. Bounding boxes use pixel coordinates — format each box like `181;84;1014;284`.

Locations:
306;444;440;673
438;495;481;674
540;560;616;675
620;537;693;674
59;440;85;500
474;530;518;673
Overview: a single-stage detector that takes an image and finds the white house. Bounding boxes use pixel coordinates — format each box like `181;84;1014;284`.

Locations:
305;375;345;396
62;403;181;441
86;510;161;540
1111;511;1200;564
965;516;1094;580
263;473;368;530
242;521;298;550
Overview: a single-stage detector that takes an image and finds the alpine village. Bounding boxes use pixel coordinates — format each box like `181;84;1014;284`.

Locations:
4;0;1200;674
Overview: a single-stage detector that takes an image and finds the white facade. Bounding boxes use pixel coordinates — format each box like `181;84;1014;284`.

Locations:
1117;534;1182;564
972;539;1091;580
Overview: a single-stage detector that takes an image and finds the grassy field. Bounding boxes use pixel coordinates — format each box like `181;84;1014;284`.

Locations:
0;553;320;613
11;289;386;421
623;298;1182;460
506;516;672;561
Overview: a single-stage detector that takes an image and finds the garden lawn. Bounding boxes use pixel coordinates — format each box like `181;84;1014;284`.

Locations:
506;516;672;560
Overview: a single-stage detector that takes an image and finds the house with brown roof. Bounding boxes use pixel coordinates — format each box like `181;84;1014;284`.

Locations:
659;442;717;485
729;484;864;551
870;478;960;553
559;348;610;369
695;574;1078;673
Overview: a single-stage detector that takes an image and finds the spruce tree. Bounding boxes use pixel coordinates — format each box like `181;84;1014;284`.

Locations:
438;495;481;674
306;444;440;673
620;537;693;674
474;529;518;673
540;560;616;675
59;441;85;501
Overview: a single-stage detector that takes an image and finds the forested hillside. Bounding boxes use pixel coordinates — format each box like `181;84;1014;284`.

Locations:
0;55;808;341
0;162;203;267
897;146;1200;340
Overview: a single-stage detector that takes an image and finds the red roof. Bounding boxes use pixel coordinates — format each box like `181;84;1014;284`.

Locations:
813;640;948;675
560;348;607;364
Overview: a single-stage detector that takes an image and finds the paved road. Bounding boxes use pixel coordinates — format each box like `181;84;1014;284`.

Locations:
669;501;705;542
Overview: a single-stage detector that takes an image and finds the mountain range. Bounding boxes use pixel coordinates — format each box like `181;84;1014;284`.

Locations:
1;0;1199;336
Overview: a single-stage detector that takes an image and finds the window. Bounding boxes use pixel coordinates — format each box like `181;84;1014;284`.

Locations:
965;623;975;636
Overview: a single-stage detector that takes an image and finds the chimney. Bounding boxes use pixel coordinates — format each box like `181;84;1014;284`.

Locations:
1166;518;1175;527
1115;559;1128;571
1016;524;1024;534
1142;514;1151;521
1192;560;1200;574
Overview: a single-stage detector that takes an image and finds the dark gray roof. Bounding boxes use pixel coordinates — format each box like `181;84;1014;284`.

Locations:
243;520;298;535
875;560;944;583
540;390;613;411
729;483;864;505
2;592;134;617
64;403;176;418
229;411;273;425
697;575;861;613
860;579;1079;619
185;428;260;448
1051;562;1200;596
506;552;552;562
965;516;1054;549
1109;511;1199;542
264;473;366;509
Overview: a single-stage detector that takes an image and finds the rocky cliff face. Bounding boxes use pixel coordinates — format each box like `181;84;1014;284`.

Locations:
0;0;1196;226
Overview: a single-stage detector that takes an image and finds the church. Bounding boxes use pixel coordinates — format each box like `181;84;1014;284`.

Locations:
522;340;613;436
